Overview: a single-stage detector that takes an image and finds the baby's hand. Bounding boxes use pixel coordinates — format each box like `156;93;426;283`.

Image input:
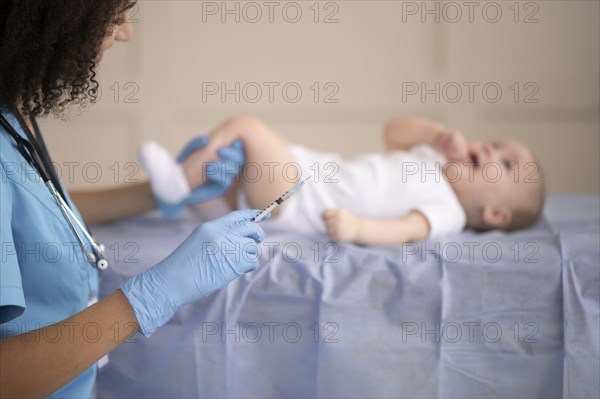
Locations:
322;208;360;242
434;129;469;163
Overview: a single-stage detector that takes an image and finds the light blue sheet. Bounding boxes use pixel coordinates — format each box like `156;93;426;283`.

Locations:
94;194;599;398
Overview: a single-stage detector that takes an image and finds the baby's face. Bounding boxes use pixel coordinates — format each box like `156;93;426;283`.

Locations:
449;138;540;215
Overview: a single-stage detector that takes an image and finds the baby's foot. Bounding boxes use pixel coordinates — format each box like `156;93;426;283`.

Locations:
139;141;191;204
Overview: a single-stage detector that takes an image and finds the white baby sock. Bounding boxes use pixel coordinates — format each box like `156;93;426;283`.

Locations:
139;141;191;204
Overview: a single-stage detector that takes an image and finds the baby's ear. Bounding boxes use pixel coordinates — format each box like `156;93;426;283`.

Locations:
482;205;512;229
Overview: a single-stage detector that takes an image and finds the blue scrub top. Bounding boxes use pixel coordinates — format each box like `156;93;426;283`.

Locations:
0;107;99;398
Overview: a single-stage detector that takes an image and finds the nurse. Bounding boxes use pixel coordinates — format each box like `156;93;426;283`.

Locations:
0;1;265;397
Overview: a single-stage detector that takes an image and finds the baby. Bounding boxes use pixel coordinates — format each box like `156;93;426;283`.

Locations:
140;116;545;245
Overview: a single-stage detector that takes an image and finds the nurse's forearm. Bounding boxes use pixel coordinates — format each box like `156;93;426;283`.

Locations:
70;181;156;225
0;290;139;398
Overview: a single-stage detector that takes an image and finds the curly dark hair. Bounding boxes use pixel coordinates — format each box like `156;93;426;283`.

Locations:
0;0;134;117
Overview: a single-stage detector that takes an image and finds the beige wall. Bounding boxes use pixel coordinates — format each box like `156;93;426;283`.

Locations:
40;0;599;193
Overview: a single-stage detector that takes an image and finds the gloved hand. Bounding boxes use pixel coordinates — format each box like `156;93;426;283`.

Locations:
120;209;266;337
156;136;246;220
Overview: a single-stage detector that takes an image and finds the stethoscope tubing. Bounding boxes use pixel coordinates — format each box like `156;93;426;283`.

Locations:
0;112;108;270
47;180;108;269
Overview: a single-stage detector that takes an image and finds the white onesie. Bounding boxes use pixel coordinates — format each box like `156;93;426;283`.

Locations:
237;144;466;240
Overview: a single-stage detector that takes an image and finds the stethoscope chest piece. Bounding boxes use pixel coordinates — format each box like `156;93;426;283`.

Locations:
96;244;109;270
97;259;109;270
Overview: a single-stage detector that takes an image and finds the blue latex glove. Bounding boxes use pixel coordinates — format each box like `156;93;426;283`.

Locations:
156;136;246;220
120;209;266;337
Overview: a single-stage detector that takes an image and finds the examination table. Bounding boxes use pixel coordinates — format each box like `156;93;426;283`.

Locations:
94;194;600;398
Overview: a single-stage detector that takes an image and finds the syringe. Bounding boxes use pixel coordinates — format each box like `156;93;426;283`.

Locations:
251;176;311;223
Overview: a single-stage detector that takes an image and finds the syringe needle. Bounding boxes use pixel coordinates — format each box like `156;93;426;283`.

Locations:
251;176;311;223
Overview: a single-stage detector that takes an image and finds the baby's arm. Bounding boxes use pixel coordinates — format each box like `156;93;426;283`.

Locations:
383;117;445;151
322;208;430;245
384;117;468;162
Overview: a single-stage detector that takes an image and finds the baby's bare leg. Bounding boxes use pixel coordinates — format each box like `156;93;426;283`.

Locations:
183;117;251;188
185;116;298;215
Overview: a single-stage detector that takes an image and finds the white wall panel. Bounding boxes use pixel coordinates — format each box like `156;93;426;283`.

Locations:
39;1;599;193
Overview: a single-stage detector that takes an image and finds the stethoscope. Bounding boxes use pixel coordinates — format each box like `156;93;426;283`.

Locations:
0;110;109;270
